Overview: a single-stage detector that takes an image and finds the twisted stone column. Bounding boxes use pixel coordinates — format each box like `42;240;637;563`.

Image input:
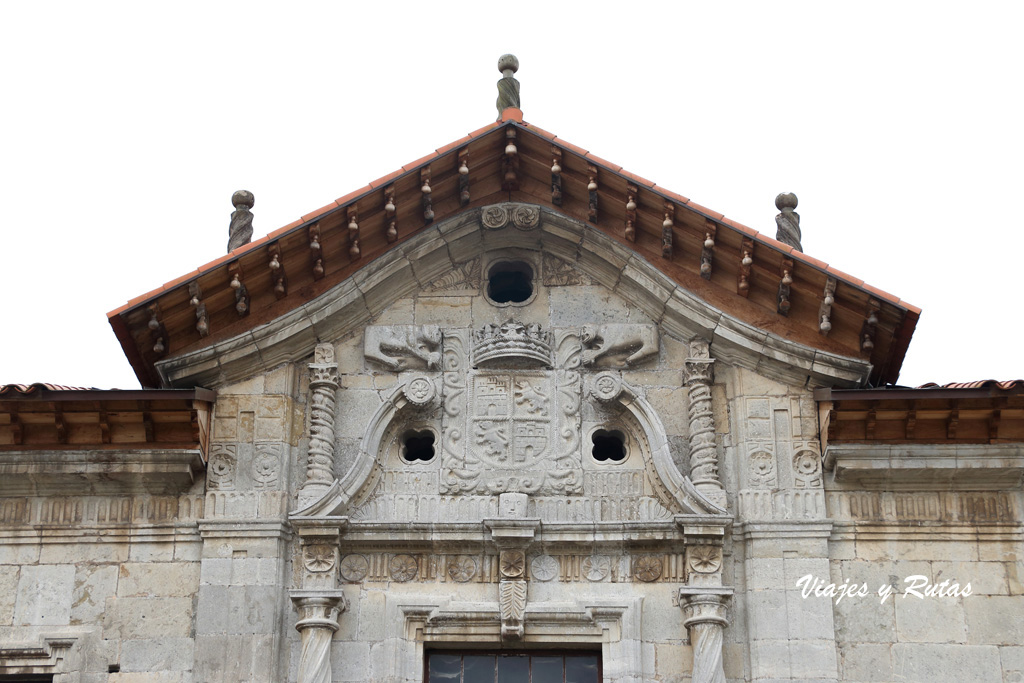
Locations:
685;339;725;508
291;591;347;683
774;192;802;252
300;343;338;507
227;190;254;252
680;592;730;683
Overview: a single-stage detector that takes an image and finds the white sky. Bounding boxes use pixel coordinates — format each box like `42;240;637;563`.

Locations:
2;2;1021;389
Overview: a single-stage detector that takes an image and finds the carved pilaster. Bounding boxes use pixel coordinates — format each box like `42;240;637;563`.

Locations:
291;591;347;683
678;589;732;683
301;343;339;506
685;339;725;508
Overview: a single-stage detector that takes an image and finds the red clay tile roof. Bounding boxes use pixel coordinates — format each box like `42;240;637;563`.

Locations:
916;380;1024;390
106;118;920;388
0;383;99;395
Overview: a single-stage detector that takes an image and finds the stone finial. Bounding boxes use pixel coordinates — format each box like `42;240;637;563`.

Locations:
774;192;802;252
496;53;521;115
227;190;255;253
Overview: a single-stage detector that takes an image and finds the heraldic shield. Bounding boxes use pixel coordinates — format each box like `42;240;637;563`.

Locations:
440;327;584;495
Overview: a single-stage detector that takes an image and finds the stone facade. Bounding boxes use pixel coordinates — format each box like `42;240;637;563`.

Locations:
1;204;1021;682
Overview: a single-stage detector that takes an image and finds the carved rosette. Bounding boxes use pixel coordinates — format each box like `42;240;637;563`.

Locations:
403;374;437;409
679;592;730;683
291;591;348;683
480;202;540;231
685;339;725;508
301;343;339;506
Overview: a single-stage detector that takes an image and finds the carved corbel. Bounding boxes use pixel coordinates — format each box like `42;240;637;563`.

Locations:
625;183;638;242
347;206;360;259
458;149;470;206
777;258;794;315
861;297;880;352
268;243;287;299
421;167;434;224
550;147;563;205
147;305;167;356
587;165;598;222
819;276;836;335
384;185;398;243
308;224;325;280
700;221;716;280
229;265;249;317
737;238;753;297
662;202;675;259
188;282;209;337
487;509;538;641
502;128;519;191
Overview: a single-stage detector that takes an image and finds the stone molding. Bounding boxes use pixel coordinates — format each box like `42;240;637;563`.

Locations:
0;636;77;678
155;205;870;390
824;442;1024;490
0;448;204;496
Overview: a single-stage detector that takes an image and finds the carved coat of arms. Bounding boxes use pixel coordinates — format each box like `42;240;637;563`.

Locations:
440;323;582;495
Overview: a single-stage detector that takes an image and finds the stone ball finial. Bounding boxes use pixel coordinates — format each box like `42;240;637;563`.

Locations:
775;192;798;212
232;190;255;210
498;54;519;77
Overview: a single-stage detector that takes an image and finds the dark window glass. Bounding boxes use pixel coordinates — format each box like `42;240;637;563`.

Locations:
429;654;462;681
565;656;599;683
402;429;436;462
531;656;563;683
426;652;600;683
464;655;496;683
497;655;529;683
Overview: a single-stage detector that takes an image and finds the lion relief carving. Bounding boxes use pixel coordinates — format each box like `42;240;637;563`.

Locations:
580;324;659;368
364;325;442;371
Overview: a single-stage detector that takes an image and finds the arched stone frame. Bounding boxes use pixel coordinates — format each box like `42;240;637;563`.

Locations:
156;204;871;391
294;369;723;518
379;594;646;683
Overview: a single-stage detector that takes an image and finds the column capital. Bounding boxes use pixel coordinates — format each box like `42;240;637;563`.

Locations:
290;590;348;633
678;588;733;628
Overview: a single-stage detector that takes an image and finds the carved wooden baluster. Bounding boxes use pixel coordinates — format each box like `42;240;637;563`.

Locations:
502;128;519;191
384;186;397;243
147;305;167;355
268;244;287;299
700;220;716;280
662;202;675;259
458;149;470;206
819;277;836;335
347;206;360;259
189;282;209;337
550;147;563;205
229;266;249;317
738;238;754;297
421;167;434;224
309;224;325;280
625;183;638;242
777;258;794;315
861;297;880;352
587;165;598;222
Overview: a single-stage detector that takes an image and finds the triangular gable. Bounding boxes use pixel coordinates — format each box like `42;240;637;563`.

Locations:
108;111;918;388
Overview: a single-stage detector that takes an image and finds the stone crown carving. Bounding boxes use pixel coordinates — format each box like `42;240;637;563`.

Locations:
471;320;552;367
